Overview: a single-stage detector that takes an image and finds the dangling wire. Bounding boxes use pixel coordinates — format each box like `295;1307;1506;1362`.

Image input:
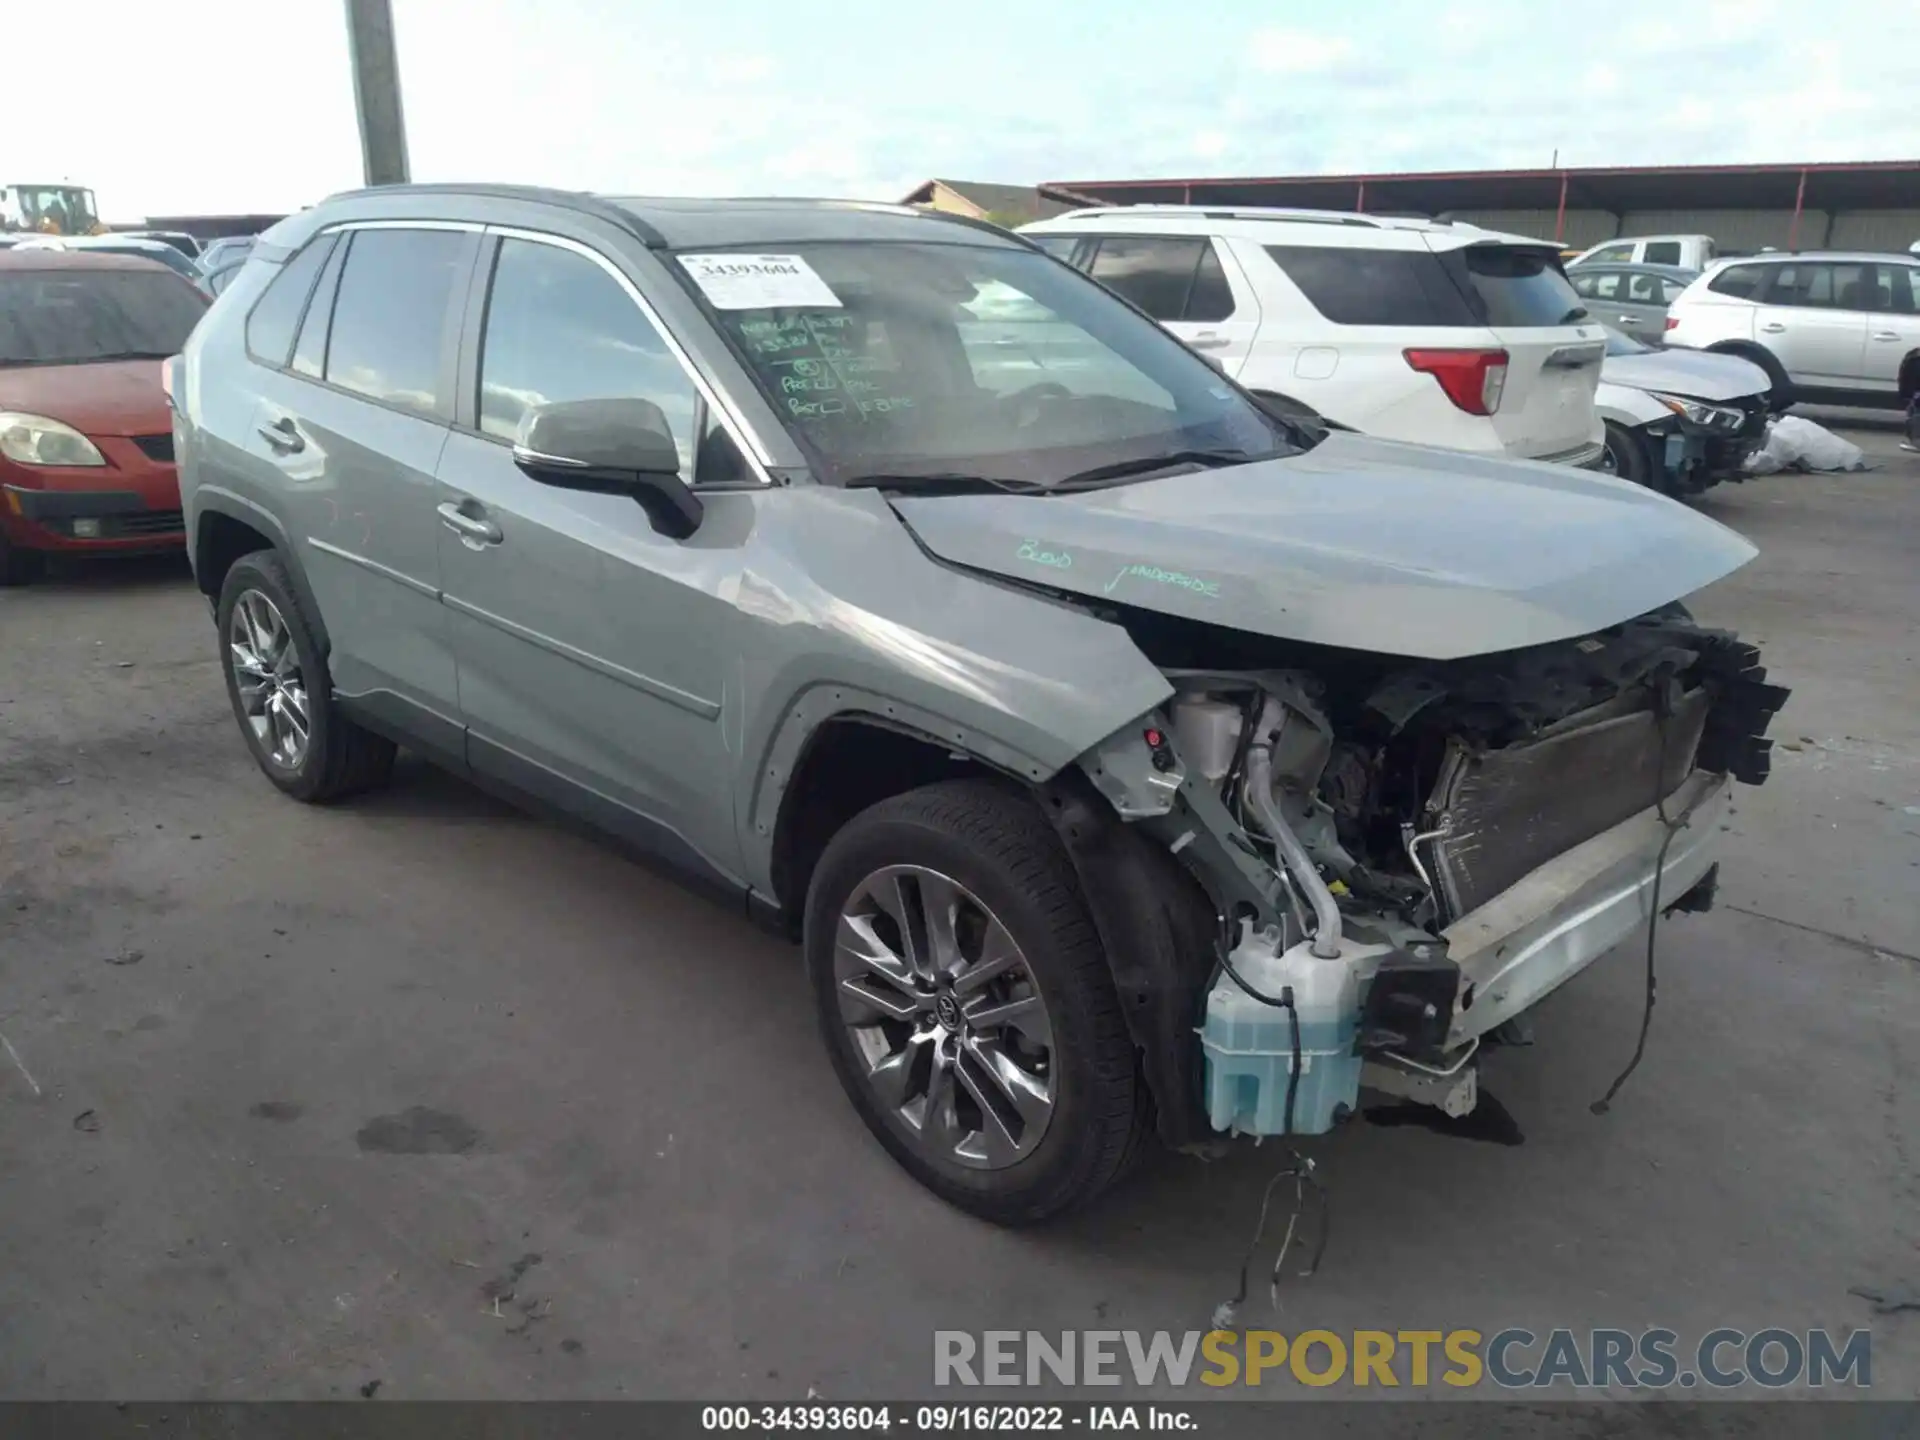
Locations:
1592;672;1707;1115
1212;1152;1329;1328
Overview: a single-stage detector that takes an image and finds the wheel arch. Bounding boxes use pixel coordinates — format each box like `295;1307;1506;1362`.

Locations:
1898;350;1920;402
192;491;328;654
760;705;1035;935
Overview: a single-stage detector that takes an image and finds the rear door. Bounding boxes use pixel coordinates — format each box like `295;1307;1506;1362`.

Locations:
1752;261;1870;388
1434;239;1605;461
242;222;476;750
1863;262;1920;395
1083;235;1261;374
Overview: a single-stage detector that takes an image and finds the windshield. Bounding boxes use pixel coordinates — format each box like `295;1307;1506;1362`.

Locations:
671;241;1296;487
15;186;99;232
0;269;207;366
1443;244;1587;327
1603;326;1652;357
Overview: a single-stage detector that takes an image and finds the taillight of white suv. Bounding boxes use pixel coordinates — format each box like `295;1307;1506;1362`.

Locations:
1403;347;1509;416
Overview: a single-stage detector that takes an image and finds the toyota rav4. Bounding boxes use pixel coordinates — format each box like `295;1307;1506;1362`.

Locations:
173;186;1787;1223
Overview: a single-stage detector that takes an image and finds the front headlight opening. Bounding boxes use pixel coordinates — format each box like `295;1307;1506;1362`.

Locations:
0;412;107;467
1653;395;1742;431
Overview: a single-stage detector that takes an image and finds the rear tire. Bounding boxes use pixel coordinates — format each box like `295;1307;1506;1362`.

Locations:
216;550;395;803
804;779;1146;1225
0;532;44;587
1716;343;1793;411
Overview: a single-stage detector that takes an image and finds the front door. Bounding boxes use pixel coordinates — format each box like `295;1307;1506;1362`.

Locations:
434;233;751;887
1573;269;1659;339
1615;270;1676;343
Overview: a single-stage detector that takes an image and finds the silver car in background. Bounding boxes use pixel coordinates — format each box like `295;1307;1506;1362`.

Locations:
1567;262;1700;345
1594;328;1771;494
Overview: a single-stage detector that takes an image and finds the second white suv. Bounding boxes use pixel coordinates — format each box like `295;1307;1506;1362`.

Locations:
1020;206;1606;467
1662;252;1920;411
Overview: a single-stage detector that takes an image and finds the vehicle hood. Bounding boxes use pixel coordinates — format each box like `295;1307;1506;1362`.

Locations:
1602;346;1769;402
887;432;1757;661
0;359;169;437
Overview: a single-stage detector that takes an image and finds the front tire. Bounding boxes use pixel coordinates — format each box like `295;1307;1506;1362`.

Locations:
804;779;1146;1225
0;531;44;587
1602;420;1659;490
216;550;395;803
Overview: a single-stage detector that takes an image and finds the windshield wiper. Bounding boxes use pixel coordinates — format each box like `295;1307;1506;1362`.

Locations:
843;471;1049;495
1052;449;1253;489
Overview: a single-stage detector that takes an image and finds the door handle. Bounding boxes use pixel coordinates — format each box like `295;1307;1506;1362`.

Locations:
257;417;304;454
1871;330;1901;341
1759;322;1786;333
1186;333;1230;350
436;501;503;545
1618;315;1637;324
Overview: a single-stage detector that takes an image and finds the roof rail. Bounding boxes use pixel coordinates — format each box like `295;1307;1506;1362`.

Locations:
317;182;672;247
1046;203;1404;229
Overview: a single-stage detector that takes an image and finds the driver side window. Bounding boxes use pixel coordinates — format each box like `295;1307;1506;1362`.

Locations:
478;237;746;483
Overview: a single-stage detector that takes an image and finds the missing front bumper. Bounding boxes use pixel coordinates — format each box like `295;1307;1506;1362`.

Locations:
1442;770;1731;1046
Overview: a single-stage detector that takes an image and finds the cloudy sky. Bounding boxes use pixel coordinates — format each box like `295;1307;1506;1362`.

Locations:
13;0;1919;222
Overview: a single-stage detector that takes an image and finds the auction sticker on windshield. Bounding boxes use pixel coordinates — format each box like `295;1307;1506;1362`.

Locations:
678;253;842;310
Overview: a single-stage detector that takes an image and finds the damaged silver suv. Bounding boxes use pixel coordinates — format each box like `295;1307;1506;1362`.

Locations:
174;187;1787;1223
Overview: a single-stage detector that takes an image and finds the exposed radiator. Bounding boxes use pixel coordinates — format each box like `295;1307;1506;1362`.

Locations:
1420;685;1711;922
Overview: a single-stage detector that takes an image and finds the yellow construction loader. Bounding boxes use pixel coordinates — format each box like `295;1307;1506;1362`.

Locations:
0;183;107;236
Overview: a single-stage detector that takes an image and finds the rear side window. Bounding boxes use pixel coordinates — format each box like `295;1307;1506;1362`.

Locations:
1708;264;1766;298
1266;245;1475;326
244;233;336;365
1027;235;1079;260
1761;262;1869;311
1642;241;1683;266
323;228;469;419
1088;236;1234;323
1585;243;1634;265
1441;245;1585;327
290;234;349;378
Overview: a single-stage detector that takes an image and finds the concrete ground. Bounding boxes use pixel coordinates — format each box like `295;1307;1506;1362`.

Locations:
2;422;1916;1405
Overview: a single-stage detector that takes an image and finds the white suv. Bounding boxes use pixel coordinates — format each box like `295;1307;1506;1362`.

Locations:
1020;206;1606;467
1662;252;1920;411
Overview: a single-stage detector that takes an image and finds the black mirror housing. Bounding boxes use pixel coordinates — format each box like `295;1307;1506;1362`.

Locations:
512;398;704;540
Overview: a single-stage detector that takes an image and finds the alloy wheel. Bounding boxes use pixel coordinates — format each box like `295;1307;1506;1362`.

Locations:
228;589;310;769
833;864;1056;1169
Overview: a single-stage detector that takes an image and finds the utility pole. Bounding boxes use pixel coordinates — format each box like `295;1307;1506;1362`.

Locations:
344;0;411;186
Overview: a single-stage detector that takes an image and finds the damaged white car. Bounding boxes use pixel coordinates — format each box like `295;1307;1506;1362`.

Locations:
177;190;1789;1224
1596;328;1773;495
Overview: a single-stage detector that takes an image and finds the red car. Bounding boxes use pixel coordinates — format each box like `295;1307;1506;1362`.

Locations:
0;249;207;584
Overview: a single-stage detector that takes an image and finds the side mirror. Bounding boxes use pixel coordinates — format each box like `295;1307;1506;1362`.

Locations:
512;398;704;540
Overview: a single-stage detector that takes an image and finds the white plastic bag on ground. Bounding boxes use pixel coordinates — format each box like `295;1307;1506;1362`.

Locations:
1743;416;1868;474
